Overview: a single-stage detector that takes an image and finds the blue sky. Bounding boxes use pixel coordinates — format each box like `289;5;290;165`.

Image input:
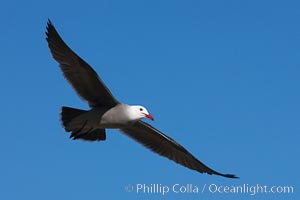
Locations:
0;0;299;199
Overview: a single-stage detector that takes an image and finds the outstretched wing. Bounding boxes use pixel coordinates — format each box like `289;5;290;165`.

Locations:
46;20;119;107
120;121;238;178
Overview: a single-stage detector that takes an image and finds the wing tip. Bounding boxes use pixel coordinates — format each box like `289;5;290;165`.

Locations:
45;19;54;38
221;174;239;179
45;20;51;41
45;18;61;44
47;18;52;26
206;168;239;179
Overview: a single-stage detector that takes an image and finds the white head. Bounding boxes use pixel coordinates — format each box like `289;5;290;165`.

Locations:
128;105;154;121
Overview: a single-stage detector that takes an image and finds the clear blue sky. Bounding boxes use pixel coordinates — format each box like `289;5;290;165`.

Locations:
0;0;299;199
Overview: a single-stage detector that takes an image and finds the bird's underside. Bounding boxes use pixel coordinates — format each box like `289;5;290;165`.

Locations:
46;19;238;179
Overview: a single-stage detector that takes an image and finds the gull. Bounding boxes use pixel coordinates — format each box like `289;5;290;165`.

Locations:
46;20;238;178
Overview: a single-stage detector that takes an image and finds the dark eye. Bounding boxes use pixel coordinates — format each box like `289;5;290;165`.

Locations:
140;108;143;111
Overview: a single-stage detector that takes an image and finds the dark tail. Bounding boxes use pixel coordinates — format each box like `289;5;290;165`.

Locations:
61;106;87;128
60;106;106;141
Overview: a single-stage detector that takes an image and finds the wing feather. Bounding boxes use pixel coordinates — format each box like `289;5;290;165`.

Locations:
46;20;118;107
120;121;238;178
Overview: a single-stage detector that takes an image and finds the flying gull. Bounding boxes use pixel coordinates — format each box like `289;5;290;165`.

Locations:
46;20;238;179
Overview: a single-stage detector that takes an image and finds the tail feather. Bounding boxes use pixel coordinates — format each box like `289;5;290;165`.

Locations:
61;106;87;128
60;106;106;141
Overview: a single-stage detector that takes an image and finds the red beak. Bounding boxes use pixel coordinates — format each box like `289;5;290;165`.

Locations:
145;114;154;121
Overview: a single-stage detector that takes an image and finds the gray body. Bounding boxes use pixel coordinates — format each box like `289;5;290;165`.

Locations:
66;104;134;132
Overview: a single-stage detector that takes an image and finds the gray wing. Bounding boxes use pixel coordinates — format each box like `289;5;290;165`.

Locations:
46;20;119;107
120;121;238;178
